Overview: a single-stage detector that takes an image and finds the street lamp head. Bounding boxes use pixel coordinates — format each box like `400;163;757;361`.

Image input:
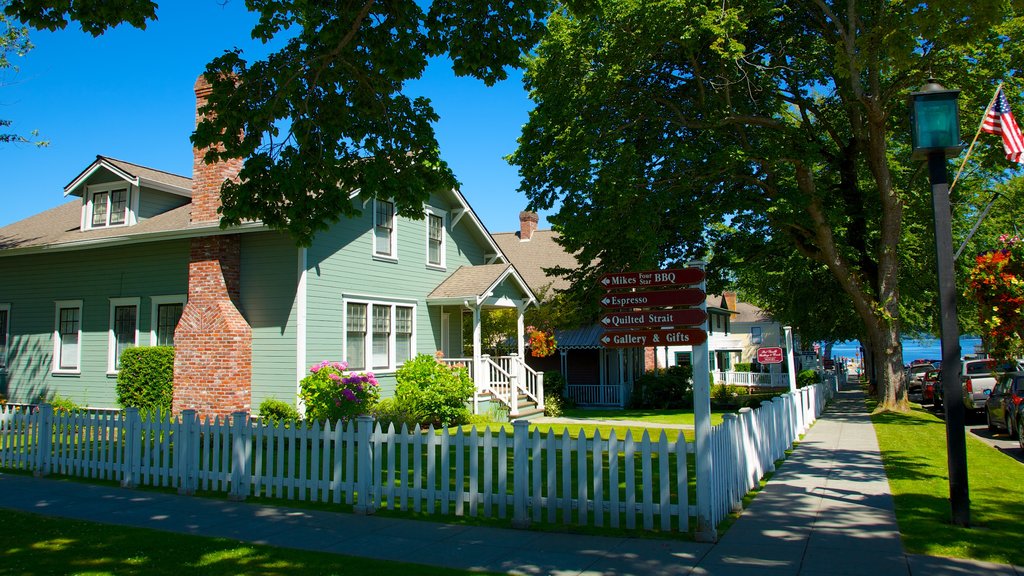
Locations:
910;79;962;160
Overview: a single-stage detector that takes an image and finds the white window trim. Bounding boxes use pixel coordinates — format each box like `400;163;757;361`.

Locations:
0;303;10;372
372;198;398;261
108;297;140;375
342;297;417;373
52;299;83;375
150;294;186;346
83;182;134;231
424;206;447;271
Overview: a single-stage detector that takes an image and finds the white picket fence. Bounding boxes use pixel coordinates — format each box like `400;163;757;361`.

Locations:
0;377;836;533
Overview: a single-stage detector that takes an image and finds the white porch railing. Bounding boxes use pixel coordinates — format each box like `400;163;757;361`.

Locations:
438;358;474;381
565;384;622;407
476;354;544;417
715;371;788;388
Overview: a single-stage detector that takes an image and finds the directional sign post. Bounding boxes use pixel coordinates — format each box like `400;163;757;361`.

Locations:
599;267;705;290
599;288;706;309
599;329;708;348
600;309;707;330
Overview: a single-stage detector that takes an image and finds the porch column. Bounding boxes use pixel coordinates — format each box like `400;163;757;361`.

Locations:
472;303;483;414
515;300;528;393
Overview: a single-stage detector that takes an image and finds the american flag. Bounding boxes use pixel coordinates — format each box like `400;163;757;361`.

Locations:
982;89;1024;163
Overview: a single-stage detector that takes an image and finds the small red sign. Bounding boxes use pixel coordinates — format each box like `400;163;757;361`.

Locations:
600;309;707;329
598;288;706;309
599;268;705;291
600;329;708;348
757;347;785;364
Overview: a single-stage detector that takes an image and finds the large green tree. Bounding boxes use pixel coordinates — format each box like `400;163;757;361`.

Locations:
510;0;1024;409
6;0;550;243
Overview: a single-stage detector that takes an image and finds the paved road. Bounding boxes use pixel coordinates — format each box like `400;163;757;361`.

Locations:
966;423;1024;464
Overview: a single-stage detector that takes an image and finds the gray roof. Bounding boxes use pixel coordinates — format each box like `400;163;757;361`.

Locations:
492;229;579;295
0;200;193;252
428;264;513;299
732;301;774;323
102;156;193;193
554;324;605;349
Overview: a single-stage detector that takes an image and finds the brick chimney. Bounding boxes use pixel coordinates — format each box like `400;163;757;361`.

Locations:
519;210;539;241
723;291;738;312
172;73;252;419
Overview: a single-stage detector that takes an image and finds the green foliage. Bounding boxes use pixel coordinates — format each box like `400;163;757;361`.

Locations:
299;361;380;423
733;362;754;372
115;346;174;413
257;398;299;426
5;0;157;35
47;393;81;414
371;397;421;431
543;393;565;417
797;369;821;388
1;2;46;146
395;354;475;427
629;365;693;409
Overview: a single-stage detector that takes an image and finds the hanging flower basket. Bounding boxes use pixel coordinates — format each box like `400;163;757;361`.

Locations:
526;325;558;357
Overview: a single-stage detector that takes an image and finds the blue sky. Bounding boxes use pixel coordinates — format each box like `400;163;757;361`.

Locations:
0;3;553;235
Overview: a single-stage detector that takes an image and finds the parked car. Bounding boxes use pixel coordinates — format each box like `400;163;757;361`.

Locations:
1017;402;1024;451
985;372;1024;438
920;368;941;407
961;359;1023;415
906;362;937;403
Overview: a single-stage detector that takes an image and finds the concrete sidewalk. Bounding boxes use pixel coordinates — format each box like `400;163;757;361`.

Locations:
1;387;1020;576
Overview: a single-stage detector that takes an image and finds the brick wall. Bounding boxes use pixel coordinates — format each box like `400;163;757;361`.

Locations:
172;73;253;418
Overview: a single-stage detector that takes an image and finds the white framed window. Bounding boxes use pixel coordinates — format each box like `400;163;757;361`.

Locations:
751;326;763;345
343;297;416;372
425;207;446;269
108;297;140;373
150;295;186;347
85;183;131;230
373;199;397;259
0;303;9;371
53;300;83;374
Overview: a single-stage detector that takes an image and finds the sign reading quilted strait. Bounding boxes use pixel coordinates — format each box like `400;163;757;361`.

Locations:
756;347;785;364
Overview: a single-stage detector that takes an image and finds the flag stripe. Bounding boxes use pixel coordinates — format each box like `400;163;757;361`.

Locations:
981;89;1024;163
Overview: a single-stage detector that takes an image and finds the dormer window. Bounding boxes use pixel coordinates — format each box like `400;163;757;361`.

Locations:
86;184;130;229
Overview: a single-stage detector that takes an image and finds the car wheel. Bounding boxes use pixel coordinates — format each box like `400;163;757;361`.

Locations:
987;410;998;432
1010;414;1020;440
1018;418;1024;451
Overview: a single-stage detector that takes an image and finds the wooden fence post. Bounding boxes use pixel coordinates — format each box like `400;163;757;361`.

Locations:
512;419;530;529
178;410;197;495
354;415;376;515
121;407;139;488
34;404;53;477
229;411;251;501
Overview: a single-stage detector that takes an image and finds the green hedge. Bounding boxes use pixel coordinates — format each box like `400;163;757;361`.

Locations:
116;346;174;413
395;354;475;427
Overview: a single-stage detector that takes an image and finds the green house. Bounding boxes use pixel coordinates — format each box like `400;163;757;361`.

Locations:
0;75;540;419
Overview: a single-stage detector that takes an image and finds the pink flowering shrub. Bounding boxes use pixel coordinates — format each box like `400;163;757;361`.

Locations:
299;360;380;423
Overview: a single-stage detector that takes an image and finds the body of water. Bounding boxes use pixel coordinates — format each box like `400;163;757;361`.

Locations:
829;336;984;365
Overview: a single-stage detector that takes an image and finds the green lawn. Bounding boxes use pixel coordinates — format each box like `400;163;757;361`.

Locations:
872;405;1024;565
3;509;497;576
561;408;727;428
457;420;693;443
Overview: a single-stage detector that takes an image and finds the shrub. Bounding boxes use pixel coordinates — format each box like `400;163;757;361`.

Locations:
734;362;754;372
543;370;575;408
47;394;82;414
258;398;299;426
116;346;174;413
299;360;380;423
629;365;693;409
797;369;821;388
543;393;565;417
371;397;420;431
395;354;475;427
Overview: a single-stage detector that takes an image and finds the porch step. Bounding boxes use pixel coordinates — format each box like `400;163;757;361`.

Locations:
512;406;545;421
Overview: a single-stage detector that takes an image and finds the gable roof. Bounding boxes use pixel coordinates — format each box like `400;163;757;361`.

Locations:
428;263;536;306
491;229;578;295
65;155;192;197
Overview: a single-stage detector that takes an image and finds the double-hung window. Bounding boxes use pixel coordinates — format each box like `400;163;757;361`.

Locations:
151;295;186;347
0;304;9;371
344;299;415;371
373;199;396;258
87;185;130;229
109;297;139;373
53;300;83;373
751;326;763;345
425;208;446;269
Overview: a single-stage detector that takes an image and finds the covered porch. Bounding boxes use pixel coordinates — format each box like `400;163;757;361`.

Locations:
426;264;545;418
543;325;645;407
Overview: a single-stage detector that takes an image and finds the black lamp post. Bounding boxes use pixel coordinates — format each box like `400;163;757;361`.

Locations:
909;79;970;527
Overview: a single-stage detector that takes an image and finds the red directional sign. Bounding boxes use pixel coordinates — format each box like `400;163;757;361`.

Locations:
599;267;705;291
600;309;707;330
600;329;708;348
599;288;706;309
757;347;785;364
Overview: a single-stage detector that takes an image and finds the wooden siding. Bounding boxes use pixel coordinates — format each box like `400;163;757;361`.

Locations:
138;188;189;219
305;192;496;398
0;240;190;406
240;232;299;410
